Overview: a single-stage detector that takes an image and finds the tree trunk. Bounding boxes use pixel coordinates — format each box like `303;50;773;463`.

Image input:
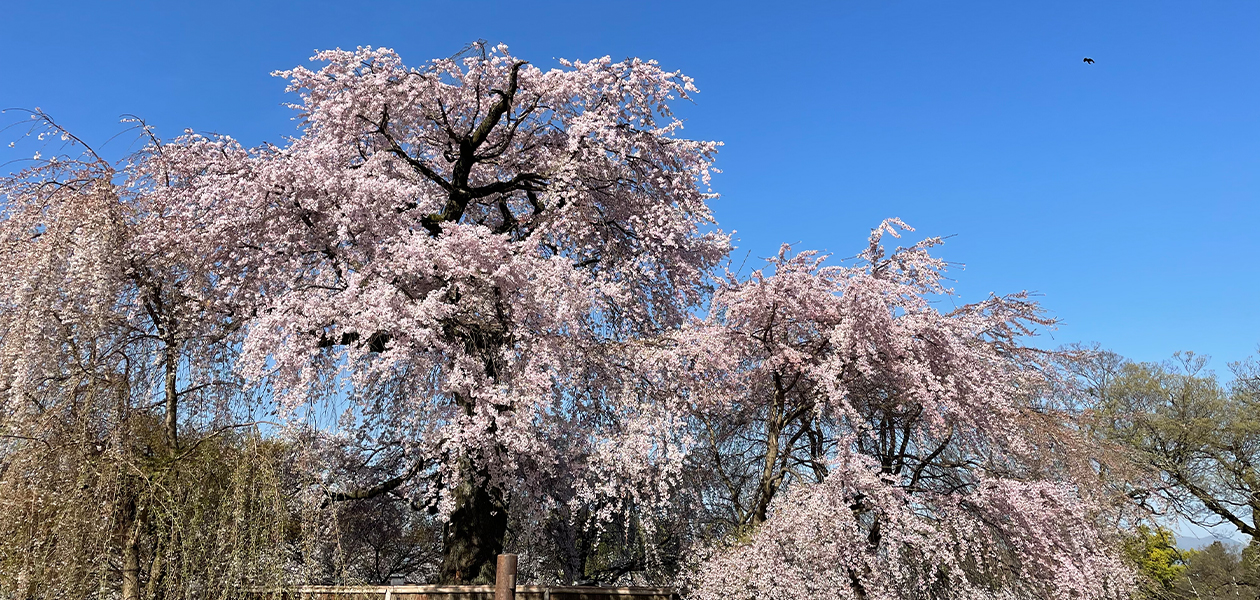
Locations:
437;339;512;584
145;545;164;600
438;463;508;584
752;380;786;525
163;343;179;452
120;499;143;600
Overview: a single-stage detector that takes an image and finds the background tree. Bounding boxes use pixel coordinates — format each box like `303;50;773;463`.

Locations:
1174;542;1258;600
0;114;291;600
1080;349;1260;548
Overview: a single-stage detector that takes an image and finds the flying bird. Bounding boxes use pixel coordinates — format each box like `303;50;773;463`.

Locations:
1083;57;1095;64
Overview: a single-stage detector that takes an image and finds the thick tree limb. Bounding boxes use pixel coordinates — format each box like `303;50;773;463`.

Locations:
1169;469;1259;539
323;460;425;506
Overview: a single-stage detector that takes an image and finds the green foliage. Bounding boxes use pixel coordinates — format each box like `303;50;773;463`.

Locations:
1124;525;1188;595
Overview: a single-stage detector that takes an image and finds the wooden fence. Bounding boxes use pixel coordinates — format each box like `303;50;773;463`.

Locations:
248;554;678;600
251;585;677;600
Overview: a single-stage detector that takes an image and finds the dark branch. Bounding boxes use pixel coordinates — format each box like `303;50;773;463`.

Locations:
324;460;425;506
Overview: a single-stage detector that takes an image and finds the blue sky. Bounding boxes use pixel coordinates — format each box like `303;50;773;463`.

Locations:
2;0;1257;369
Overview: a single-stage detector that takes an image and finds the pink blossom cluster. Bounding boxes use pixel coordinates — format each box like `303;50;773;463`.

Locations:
135;45;727;532
690;457;1131;600
683;222;1132;599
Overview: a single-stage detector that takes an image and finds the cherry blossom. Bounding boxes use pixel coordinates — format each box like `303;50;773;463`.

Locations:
141;44;728;582
683;221;1132;599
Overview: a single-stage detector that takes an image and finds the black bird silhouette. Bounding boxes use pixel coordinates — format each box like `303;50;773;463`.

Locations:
1083;57;1095;64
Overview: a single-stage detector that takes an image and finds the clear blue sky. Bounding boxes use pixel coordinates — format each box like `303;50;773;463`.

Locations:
3;1;1257;369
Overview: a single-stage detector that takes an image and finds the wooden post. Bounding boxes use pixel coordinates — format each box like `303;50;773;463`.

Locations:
495;554;518;600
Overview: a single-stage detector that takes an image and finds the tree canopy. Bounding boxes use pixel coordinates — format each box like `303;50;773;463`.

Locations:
0;44;1197;600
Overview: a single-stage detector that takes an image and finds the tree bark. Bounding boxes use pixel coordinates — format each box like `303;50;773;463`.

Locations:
436;315;514;583
145;548;164;600
752;379;786;525
164;343;179;452
438;461;508;583
120;497;143;600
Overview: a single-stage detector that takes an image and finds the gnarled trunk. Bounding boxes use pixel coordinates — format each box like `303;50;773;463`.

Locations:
438;463;508;583
437;325;512;583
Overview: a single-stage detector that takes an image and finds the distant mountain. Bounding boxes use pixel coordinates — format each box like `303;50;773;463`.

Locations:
1175;534;1245;551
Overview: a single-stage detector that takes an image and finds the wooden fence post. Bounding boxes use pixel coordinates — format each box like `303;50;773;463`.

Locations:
495;554;518;600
